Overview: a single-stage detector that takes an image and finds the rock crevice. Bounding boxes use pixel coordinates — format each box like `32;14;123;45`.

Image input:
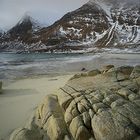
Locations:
10;65;140;140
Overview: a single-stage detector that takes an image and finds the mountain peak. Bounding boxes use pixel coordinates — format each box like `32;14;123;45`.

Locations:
18;13;40;26
0;0;139;52
18;14;32;24
8;13;42;38
87;0;95;5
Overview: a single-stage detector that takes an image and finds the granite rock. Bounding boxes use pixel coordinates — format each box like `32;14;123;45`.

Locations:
10;65;140;140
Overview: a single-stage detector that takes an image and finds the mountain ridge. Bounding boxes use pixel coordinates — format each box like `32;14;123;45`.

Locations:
0;0;139;53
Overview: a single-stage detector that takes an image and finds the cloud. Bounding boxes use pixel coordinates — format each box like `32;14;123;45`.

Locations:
0;0;88;30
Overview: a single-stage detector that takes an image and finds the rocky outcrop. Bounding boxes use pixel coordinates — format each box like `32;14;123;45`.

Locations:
10;65;140;140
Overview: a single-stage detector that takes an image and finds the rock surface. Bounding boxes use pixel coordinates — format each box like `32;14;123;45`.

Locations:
10;65;140;140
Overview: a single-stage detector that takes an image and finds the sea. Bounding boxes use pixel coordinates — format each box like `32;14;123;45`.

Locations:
0;52;140;81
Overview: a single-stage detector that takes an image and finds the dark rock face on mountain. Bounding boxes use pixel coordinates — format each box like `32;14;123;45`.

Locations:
10;65;140;140
33;2;109;45
0;31;3;37
7;15;40;42
0;15;42;52
0;0;140;52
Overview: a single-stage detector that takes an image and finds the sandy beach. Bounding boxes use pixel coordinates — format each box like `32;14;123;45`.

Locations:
0;74;73;140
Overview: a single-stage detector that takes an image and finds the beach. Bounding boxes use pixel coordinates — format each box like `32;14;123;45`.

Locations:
0;74;73;140
0;53;140;140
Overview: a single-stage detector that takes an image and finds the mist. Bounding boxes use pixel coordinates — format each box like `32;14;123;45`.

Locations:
0;0;88;30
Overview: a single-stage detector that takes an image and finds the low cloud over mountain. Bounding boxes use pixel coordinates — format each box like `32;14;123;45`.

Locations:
0;0;139;53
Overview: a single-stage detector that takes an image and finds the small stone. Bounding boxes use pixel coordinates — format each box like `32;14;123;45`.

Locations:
81;68;86;71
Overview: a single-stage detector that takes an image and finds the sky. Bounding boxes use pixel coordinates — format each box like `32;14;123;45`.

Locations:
0;0;88;30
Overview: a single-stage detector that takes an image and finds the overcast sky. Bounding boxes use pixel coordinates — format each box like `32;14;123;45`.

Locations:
0;0;88;30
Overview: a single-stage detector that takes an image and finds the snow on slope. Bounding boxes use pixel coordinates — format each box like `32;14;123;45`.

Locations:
0;0;140;53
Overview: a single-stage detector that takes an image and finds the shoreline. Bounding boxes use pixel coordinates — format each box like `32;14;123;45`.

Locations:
1;47;140;54
0;74;73;140
1;51;140;55
9;64;140;140
0;53;140;140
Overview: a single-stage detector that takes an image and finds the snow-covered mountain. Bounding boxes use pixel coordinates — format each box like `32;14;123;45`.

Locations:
7;14;42;40
0;0;140;53
0;14;46;52
90;0;140;48
0;29;4;37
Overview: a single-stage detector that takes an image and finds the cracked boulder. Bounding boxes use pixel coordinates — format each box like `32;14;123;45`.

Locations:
10;65;140;140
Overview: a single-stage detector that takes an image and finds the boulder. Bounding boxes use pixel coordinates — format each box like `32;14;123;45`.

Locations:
10;128;42;140
101;65;115;73
117;66;134;76
70;69;101;80
87;69;101;76
10;66;140;140
70;73;87;80
108;66;134;81
130;65;140;78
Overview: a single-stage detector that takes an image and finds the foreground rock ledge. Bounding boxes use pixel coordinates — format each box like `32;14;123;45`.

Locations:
10;65;140;140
